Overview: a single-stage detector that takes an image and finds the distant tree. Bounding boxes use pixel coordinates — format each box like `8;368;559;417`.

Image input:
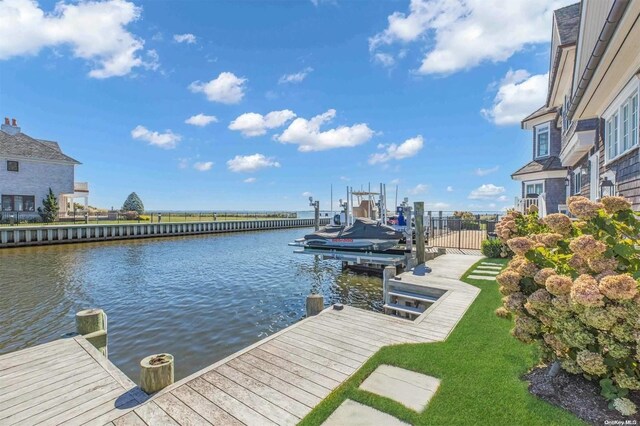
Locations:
38;188;59;222
122;192;144;214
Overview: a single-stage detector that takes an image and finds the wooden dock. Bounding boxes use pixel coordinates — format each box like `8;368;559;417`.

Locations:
0;336;147;425
0;254;481;425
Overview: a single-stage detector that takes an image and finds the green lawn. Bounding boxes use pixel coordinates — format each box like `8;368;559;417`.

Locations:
299;258;584;426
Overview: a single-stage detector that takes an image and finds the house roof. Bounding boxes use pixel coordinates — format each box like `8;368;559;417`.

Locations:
521;105;558;127
555;3;581;46
0;131;80;164
511;156;565;177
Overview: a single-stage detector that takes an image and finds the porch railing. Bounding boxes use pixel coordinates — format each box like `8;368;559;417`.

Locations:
514;193;547;217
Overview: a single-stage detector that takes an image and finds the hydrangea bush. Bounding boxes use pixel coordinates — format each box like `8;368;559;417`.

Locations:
495;196;640;416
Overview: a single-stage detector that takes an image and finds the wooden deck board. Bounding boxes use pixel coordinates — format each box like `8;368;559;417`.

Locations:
5;253;481;425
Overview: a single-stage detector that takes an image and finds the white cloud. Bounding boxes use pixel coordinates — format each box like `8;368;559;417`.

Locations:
427;202;450;209
229;110;296;137
189;72;247;104
474;165;499;176
446;185;454;192
481;70;549;125
275;109;374;152
227;153;281;172
173;33;196;44
0;0;158;78
193;161;213;171
278;67;313;84
373;53;395;67
185;113;218;127
408;183;429;195
468;184;506;199
244;177;257;183
302;191;313;197
497;195;509;202
340;176;350;181
369;135;423;164
369;0;573;75
390;178;401;185
131;125;181;149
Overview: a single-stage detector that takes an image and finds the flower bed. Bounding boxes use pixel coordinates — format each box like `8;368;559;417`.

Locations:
496;196;640;417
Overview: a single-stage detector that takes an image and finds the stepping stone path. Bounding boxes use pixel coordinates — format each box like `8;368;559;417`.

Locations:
360;365;441;412
467;261;504;281
323;400;409;426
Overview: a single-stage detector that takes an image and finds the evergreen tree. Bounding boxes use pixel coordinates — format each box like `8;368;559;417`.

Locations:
38;188;59;222
122;192;144;214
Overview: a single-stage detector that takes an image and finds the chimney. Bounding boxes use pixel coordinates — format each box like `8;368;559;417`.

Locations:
1;117;21;136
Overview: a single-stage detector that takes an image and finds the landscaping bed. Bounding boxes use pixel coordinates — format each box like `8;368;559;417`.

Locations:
526;365;640;424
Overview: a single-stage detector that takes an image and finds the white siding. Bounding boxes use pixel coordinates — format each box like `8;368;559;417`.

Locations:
0;157;75;211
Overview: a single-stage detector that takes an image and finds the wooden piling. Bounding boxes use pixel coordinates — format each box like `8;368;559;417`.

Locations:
414;201;425;265
76;309;108;357
140;353;174;394
306;294;324;317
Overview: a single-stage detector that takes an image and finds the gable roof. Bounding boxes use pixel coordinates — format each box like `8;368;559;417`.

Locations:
0;131;80;164
555;3;581;46
511;156;565;177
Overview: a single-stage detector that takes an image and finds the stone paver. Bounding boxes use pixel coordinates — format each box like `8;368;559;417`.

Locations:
467;274;496;281
359;365;440;412
471;269;499;275
481;262;503;266
476;265;502;270
323;400;409;426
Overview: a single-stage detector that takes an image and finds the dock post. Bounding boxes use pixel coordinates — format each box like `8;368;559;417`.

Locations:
306;294;324;317
140;353;174;394
414;201;425;265
382;266;395;306
76;309;108;357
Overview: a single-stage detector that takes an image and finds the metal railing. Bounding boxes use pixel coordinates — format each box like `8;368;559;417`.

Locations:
1;210;299;226
425;215;500;250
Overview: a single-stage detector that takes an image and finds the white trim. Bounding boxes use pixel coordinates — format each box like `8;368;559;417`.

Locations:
522;113;556;130
573;167;582;195
512;169;567;181
604;77;639;165
524;180;545;196
534;123;550;159
0;155;79;167
589;153;599;201
559;128;596;166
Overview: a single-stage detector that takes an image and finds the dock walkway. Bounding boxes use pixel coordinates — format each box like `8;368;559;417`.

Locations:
0;254;482;425
0;336;147;425
113;254;481;425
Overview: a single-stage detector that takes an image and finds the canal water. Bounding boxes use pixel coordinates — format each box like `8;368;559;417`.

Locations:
0;227;383;381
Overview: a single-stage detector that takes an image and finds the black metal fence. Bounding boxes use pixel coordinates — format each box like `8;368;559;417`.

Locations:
425;213;500;250
0;210;298;226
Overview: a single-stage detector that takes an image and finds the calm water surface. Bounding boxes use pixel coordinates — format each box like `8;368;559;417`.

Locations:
0;227;382;380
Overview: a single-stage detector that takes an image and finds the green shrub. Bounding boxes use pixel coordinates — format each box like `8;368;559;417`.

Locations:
495;196;640;416
482;238;509;258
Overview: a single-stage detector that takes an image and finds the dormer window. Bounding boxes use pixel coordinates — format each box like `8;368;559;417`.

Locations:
535;124;550;158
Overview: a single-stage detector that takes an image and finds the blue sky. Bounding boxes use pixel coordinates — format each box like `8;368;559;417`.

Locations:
0;0;574;211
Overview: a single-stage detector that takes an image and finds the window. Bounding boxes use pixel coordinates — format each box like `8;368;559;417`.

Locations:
1;195;35;211
525;182;544;196
6;160;18;172
535;124;550;158
562;95;572;132
605;88;639;161
573;169;582;195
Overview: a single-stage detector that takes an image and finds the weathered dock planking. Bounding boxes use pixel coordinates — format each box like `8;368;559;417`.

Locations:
109;253;482;425
1;254;483;425
0;336;147;425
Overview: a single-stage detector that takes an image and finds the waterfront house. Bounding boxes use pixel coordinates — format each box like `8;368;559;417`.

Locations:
0;118;89;220
513;0;640;214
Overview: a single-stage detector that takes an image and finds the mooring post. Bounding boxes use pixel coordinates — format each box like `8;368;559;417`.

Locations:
382;266;395;306
140;353;174;394
76;308;108;357
306;294;324;317
414;201;425;265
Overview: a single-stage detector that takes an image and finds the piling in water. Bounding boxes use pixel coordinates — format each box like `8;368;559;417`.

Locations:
76;309;108;357
140;353;174;394
306;294;324;317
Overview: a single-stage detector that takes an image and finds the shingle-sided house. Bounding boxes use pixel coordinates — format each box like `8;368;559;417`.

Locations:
0;118;89;220
513;0;640;214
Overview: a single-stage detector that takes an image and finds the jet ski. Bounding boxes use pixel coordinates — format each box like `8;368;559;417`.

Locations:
300;218;403;251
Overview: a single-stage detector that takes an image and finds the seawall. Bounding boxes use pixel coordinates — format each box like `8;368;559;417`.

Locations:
0;218;330;248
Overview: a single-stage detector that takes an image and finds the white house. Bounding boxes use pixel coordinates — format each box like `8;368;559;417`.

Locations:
0;118;89;220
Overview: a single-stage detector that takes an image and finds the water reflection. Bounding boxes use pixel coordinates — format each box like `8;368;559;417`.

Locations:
0;228;382;380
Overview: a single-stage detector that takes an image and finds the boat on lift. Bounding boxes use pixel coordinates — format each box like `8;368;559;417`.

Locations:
297;217;403;251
